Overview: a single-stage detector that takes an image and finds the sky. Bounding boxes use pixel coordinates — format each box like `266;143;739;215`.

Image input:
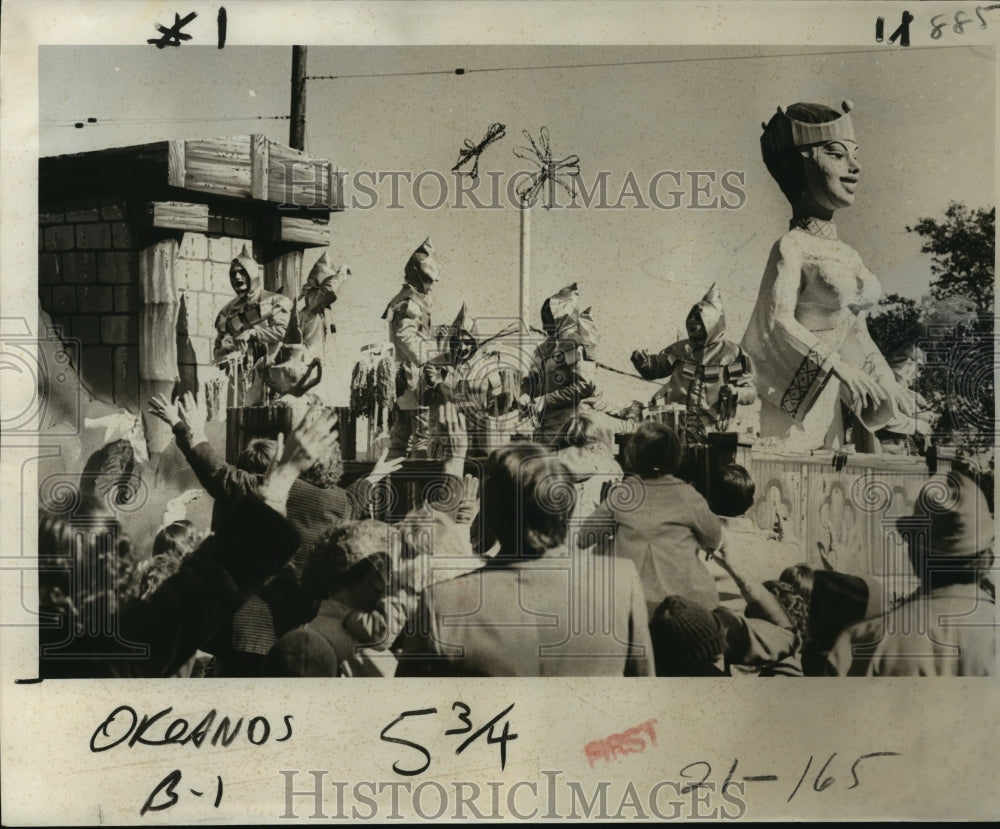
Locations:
39;43;997;402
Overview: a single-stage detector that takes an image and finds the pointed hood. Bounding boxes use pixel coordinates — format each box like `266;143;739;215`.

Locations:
689;282;727;345
540;282;579;337
230;244;262;300
304;252;350;313
284;303;303;344
448;302;479;364
404;237;441;290
575;306;598;351
451;302;477;335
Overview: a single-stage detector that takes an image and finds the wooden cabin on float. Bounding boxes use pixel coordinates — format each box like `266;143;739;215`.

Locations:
38;134;349;463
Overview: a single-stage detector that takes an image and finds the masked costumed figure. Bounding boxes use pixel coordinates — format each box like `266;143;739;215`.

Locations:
519;283;618;446
421;303;479;406
741;101;914;452
631;284;756;444
297;252;350;355
383;237;439;460
213;246;292;406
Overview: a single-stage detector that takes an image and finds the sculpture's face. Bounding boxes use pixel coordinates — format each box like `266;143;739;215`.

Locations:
803;140;861;211
229;264;251;295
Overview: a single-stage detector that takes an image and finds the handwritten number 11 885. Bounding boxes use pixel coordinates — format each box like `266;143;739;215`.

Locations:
931;4;1000;37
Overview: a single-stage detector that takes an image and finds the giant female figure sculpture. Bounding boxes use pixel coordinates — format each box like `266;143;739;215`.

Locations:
741;101;912;451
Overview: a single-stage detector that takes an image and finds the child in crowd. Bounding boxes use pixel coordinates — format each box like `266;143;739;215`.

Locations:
708;464;802;611
649;570;797;678
134;552;214;677
577;421;722;615
152;520;202;560
755;581;811;676
649;596;729;676
553;412;624;520
265;520;399;678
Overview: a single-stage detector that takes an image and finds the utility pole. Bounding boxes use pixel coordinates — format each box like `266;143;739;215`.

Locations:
290;46;308;150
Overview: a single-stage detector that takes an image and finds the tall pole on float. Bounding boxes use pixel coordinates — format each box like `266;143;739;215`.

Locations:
519;198;531;343
290;46;308;150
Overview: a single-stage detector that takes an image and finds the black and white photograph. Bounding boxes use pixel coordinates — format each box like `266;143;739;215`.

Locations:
2;0;998;822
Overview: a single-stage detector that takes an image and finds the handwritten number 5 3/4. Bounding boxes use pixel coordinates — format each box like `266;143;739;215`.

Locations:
380;702;518;777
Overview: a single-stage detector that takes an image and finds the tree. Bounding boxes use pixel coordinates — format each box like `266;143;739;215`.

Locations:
867;202;994;461
866;293;920;359
906;202;994;314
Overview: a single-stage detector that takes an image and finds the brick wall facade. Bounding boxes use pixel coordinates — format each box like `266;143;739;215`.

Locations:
39;195;139;407
38;192;260;412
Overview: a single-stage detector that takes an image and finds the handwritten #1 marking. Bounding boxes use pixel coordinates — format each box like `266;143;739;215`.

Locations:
147;9;228;48
147;12;196;48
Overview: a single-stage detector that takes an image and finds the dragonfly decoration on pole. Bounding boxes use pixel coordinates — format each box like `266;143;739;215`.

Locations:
451;122;507;180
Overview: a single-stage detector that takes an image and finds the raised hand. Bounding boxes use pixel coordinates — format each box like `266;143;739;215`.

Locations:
280;402;340;475
177;391;208;437
429;402;469;462
369;446;404;483
148;393;180;428
817;527;837;571
455;473;481;525
257;403;339;513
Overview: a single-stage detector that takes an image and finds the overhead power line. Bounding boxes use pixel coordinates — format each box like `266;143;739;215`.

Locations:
41;115;290;129
305;44;958;81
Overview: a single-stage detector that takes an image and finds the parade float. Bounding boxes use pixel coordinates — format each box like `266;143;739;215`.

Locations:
36;115;986;589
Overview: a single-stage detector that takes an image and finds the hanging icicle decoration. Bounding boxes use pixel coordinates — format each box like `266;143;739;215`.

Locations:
513;126;580;208
349;352;398;426
451;122;507;180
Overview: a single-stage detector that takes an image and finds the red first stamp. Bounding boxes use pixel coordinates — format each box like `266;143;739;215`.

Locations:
583;718;658;767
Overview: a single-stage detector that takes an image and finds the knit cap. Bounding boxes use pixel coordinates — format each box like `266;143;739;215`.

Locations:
650;595;728;668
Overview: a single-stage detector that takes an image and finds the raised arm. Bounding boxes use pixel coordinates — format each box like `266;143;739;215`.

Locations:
252;294;293;345
149;392;257;504
540;346;597;409
631;346;676;381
